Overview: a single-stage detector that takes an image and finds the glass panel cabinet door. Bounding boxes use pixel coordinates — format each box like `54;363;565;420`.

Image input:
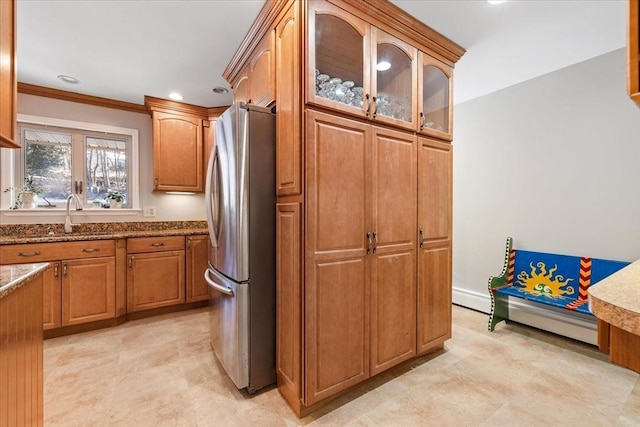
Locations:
371;28;417;130
418;53;453;140
307;1;370;116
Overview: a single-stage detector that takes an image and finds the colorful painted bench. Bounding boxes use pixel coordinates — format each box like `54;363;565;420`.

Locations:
488;237;630;335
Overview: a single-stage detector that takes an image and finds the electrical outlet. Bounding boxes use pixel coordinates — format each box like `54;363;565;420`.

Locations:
143;206;156;217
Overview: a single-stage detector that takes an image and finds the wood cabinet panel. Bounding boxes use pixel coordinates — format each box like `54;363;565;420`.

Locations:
0;270;43;426
306;109;370;256
151;111;204;192
418;137;452;242
126;235;185;254
0;240;115;264
276;203;302;402
369;125;416;375
233;66;250;104
186;235;209;303
276;3;302;196
305;257;369;405
305;109;370;405
250;31;275;107
42;262;62;330
0;0;18;148
370;250;415;375
62;257;116;326
417;241;451;354
127;250;185;312
371;126;417;252
417;137;451;354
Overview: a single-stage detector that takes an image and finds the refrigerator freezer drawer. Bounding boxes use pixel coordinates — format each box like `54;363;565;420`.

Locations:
206;267;249;389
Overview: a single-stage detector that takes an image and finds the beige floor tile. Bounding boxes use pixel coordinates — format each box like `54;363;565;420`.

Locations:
43;305;640;426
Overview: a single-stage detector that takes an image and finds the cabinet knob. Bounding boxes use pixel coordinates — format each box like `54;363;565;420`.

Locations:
128;256;134;270
62;262;68;278
154;177;158;189
419;229;425;248
53;262;60;279
366;232;372;254
419;112;425;131
150;242;165;247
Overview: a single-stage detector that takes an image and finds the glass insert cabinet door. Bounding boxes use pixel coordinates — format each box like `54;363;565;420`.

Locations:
308;1;370;116
419;53;453;140
371;28;417;130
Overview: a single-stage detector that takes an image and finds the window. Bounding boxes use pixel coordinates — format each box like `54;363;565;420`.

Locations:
1;115;139;211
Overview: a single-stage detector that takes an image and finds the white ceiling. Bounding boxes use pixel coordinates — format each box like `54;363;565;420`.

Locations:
17;0;627;109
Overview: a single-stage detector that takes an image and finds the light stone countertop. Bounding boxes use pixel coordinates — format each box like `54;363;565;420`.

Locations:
589;259;640;336
0;262;50;299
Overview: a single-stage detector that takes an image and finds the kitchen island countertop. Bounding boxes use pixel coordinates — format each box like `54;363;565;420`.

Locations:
0;262;50;299
589;259;640;335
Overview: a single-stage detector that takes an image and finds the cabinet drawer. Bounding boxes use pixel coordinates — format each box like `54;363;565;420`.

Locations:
0;240;115;264
127;236;185;254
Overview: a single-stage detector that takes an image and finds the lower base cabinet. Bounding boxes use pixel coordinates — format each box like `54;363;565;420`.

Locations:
186;235;210;303
42;262;62;330
0;240;117;331
62;257;116;326
126;236;186;313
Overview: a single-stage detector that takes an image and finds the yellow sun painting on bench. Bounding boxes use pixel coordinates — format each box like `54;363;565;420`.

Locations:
516;262;574;298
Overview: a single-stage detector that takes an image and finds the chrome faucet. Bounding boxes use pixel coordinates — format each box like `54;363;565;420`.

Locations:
64;193;83;233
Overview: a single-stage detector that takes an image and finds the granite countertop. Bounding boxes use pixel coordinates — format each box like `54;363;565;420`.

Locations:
0;263;50;299
589;259;640;336
0;221;208;245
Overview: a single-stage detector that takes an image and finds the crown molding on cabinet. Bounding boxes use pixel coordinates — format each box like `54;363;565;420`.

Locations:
18;82;149;114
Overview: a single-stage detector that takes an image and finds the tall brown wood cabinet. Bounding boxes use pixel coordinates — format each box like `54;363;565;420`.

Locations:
0;0;18;148
223;0;464;416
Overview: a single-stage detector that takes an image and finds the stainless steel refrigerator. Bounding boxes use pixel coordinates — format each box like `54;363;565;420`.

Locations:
204;102;276;393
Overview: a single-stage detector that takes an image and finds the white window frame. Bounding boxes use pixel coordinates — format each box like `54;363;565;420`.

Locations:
1;114;140;216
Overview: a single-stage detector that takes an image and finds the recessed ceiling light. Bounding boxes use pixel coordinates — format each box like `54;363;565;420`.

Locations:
212;86;229;94
376;61;391;71
168;92;183;101
487;0;507;4
57;74;80;84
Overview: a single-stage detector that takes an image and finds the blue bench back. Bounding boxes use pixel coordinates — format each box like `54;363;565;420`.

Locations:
498;249;629;314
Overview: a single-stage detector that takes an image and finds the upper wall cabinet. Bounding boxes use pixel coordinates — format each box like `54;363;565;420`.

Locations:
231;31;275;108
418;53;453;141
629;0;639;106
145;96;209;193
307;1;418;131
0;0;19;148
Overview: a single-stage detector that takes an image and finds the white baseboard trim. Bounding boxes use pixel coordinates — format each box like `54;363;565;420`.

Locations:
452;286;491;313
452;286;598;345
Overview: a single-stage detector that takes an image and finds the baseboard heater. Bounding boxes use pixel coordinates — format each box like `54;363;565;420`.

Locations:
502;296;598;345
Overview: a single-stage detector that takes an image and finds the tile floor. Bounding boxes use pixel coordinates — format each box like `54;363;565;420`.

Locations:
44;305;640;426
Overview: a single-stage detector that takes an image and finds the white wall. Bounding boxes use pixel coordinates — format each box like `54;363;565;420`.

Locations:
452;48;640;312
0;93;206;224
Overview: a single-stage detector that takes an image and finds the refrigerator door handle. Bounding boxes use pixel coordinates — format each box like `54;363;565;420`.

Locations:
205;146;222;247
205;268;234;296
